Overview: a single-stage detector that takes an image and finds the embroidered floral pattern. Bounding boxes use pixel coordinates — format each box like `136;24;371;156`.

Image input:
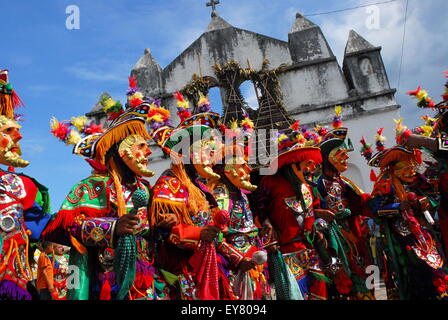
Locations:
0;174;26;204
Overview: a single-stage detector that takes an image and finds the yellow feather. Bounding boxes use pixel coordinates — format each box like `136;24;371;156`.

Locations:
198;92;209;106
334;105;342;117
393;118;403;125
278;133;288;142
241;118;254;128
130;92;143;100
71;116;88;132
416;90;428;101
50;117;59;130
421;125;433;136
103;98;117;111
66;130;81;145
230;119;239;130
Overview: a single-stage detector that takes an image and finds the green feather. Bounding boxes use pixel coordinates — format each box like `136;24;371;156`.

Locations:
160;269;179;286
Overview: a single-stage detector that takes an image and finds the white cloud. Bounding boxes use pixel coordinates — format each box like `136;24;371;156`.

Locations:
27;84;58;95
65;59;132;82
20;139;46;156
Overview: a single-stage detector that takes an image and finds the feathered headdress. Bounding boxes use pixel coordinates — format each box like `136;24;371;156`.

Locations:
442;71;448;102
51;76;171;165
332;105;343;129
414;115;436;137
407;86;435;109
126;76;145;108
147;100;171;131
316;108;353;157
394;118;412;144
0;69;24;119
240;111;254;133
375;128;386;151
174;91;192;122
100;94;124;121
50;116;104;146
197;92;212;113
269;119;322;171
314;124;330;144
359;136;378;181
407;72;448;135
289;121;320;147
217;111;255;161
360;127;421;170
360;136;373;161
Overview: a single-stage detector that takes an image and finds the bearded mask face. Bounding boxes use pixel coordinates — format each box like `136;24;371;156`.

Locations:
300;159;319;178
0;117;29;168
118;135;154;177
191;138;221;180
224;157;257;192
328;148;349;172
292;159;319;184
393;161;416;183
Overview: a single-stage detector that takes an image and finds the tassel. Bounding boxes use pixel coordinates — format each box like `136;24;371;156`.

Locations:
0;95;15;119
370;169;377;182
99;277;112;300
0;279;31;300
149;198;190;227
109;159;126;217
171;163;210;214
114;234;137;300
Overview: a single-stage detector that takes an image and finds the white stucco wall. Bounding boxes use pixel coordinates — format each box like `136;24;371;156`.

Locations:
278;63;350;110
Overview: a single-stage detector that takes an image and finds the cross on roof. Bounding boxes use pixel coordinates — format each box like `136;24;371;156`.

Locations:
206;0;220;14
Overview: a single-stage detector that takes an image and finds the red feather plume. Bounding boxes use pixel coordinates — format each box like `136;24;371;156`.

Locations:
174;91;185;102
128;76;137;88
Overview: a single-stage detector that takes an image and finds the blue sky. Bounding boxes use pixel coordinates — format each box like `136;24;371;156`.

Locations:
1;0;447;211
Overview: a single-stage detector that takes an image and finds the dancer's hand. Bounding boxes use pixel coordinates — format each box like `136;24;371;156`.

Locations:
116;213;139;236
418;197;430;212
259;219;273;241
239;257;255;271
260;219;279;253
316;231;328;249
200;225;220;242
404;134;438;152
157;213;178;230
314;209;336;223
399;200;412;212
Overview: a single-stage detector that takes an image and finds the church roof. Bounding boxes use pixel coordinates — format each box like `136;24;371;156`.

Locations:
133;48;161;70
289;12;317;33
206;12;233;32
344;30;376;55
